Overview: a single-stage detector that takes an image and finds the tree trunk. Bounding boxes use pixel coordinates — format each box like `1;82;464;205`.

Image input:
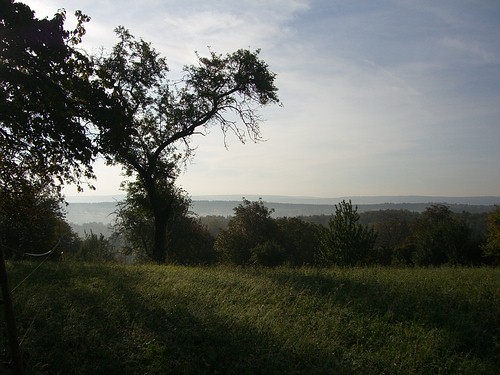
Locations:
141;173;173;264
152;208;168;264
0;247;24;374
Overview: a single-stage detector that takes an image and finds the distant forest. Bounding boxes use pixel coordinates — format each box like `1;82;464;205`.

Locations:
66;200;497;227
66;200;496;244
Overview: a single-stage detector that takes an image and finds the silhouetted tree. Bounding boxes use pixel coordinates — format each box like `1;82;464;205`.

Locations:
318;200;377;266
482;205;500;264
71;231;114;262
167;215;215;265
200;216;230;237
276;217;322;266
411;204;478;266
96;28;280;263
114;178;214;264
370;210;415;265
215;199;282;266
0;185;77;259
0;1;110;194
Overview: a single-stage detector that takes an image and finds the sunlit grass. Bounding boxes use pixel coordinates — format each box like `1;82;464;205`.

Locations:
2;262;499;374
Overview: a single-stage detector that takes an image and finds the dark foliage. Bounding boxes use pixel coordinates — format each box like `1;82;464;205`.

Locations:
276;217;322;266
114;178;215;264
409;204;482;266
215;199;282;266
68;231;114;262
94;28;280;263
319;200;377;266
0;1;108;192
0;185;78;259
482;205;500;264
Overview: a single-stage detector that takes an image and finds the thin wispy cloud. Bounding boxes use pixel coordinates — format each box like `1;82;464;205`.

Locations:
21;0;500;197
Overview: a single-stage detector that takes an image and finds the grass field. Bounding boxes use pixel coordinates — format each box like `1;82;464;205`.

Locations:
1;263;499;374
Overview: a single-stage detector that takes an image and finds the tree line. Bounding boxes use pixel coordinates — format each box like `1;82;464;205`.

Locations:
205;198;499;267
2;184;499;267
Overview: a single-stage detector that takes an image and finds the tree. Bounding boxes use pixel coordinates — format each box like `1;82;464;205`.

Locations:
319;200;377;266
0;1;109;194
113;179;155;261
370;210;415;265
276;217;322;266
70;231;114;262
96;28;280;263
114;177;215;264
0;184;77;259
215;199;282;266
482;206;500;264
166;215;215;265
410;204;478;266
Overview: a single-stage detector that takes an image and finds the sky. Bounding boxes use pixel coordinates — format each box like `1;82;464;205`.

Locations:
23;0;500;198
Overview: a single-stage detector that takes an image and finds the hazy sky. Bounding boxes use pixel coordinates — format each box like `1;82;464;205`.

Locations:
24;0;500;198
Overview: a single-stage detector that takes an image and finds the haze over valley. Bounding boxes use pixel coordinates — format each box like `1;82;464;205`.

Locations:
65;195;500;226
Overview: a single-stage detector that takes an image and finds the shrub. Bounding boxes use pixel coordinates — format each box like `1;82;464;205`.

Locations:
250;241;286;267
276;217;322;266
411;204;479;266
70;231;114;262
215;199;279;265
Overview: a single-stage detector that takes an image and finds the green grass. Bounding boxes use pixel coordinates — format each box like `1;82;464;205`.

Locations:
1;263;499;374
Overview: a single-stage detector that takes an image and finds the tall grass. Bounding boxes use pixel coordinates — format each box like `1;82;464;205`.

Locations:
1;262;499;374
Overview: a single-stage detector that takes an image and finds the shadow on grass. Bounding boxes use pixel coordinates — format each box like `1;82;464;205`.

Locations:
263;268;499;366
3;263;354;374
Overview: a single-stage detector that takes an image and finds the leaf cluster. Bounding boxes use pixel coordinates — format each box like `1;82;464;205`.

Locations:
0;1;99;192
96;27;280;186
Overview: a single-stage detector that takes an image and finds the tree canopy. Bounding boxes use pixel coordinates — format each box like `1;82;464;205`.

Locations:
97;28;280;262
0;1;105;193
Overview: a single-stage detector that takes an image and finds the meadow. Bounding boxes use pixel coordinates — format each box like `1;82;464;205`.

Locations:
1;263;499;374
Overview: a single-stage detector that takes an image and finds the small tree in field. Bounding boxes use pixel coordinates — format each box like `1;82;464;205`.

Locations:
96;28;280;263
319;200;377;266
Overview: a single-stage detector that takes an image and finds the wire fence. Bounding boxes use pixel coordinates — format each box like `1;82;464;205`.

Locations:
1;239;61;359
8;240;60;294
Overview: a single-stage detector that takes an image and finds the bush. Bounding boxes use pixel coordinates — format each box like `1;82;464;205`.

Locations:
250;241;285;267
410;204;480;266
276;217;322;266
0;186;78;259
215;199;280;266
69;231;114;262
166;216;216;265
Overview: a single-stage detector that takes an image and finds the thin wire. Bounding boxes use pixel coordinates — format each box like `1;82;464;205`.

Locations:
10;240;60;294
0;240;60;258
23;249;56;257
18;293;48;347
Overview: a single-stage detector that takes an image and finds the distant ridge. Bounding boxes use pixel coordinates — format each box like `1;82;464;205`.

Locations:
190;195;500;206
65;194;500;206
65;196;500;224
65;194;126;203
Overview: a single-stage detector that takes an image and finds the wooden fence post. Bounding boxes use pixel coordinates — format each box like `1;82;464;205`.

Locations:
0;247;24;375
